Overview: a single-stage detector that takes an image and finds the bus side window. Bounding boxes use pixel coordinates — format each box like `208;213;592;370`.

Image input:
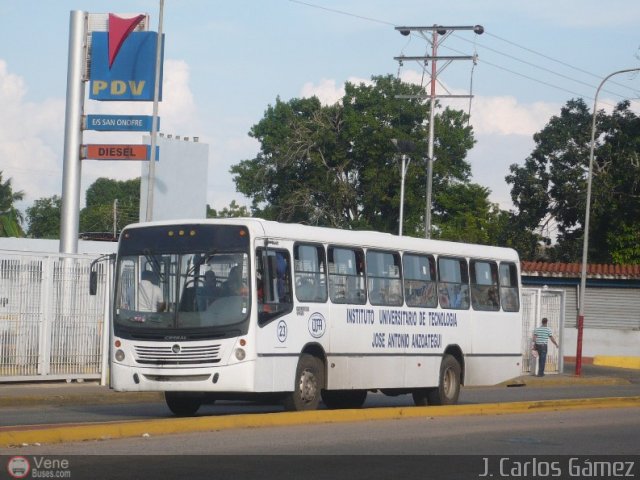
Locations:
366;250;402;306
328;246;366;305
403;253;437;308
437;257;470;310
294;244;327;303
256;248;293;324
470;260;500;311
499;262;520;312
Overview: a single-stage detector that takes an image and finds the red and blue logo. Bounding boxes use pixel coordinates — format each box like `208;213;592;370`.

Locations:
90;14;164;101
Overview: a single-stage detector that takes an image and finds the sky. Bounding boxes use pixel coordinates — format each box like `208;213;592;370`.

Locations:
1;0;639;225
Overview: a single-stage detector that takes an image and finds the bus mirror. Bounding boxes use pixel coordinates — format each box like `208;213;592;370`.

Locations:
89;271;98;296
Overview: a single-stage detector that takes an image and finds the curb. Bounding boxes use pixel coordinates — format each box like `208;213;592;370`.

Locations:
502;375;631;387
594;356;640;370
1;396;639;448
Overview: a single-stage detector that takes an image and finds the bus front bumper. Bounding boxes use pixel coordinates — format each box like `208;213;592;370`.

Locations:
110;360;256;393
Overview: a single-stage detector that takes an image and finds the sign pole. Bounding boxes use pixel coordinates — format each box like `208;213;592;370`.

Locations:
145;0;164;222
59;10;87;254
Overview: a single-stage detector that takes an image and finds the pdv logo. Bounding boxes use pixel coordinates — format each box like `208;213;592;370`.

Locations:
90;13;164;101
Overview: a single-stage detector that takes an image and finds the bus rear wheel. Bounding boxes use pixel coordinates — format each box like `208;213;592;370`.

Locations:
427;354;461;405
283;354;324;411
165;392;203;416
321;389;367;409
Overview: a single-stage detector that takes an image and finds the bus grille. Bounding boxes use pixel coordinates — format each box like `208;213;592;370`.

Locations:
134;344;222;365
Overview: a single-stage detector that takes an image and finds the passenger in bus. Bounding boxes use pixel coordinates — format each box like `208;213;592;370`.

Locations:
438;288;450;308
203;270;220;305
223;266;247;297
451;288;462;308
487;287;499;309
139;270;165;312
420;282;436;305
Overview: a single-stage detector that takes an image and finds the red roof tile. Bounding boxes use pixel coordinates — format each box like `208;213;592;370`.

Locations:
521;261;640;279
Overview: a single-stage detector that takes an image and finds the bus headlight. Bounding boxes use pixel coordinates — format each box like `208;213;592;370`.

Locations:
115;349;125;362
234;348;246;361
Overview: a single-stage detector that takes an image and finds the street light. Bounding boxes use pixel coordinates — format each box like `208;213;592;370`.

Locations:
576;67;640;376
391;139;416;236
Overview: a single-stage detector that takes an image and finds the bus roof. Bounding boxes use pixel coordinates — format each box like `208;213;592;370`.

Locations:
121;218;519;262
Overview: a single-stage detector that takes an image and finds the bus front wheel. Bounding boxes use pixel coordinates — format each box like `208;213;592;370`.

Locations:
283;354;324;411
165;392;203;416
427;354;461;405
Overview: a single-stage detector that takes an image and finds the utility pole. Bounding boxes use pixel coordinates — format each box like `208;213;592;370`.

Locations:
391;139;415;236
394;25;483;239
145;0;165;222
113;198;118;240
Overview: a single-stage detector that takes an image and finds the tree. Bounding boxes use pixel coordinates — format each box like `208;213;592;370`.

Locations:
207;200;251;218
0;172;24;237
506;99;640;263
80;177;140;235
231;74;497;242
26;195;61;239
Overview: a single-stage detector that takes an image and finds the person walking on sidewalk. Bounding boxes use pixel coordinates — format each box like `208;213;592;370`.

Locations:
533;317;559;377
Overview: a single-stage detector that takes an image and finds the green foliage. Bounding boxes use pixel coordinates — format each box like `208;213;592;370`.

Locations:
506;99;640;263
80;177;140;235
0;172;24;237
207;200;251;218
231;74;500;242
608;224;640;265
26;195;61;239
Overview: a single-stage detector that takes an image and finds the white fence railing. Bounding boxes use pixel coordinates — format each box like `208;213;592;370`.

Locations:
0;250;111;383
521;288;565;375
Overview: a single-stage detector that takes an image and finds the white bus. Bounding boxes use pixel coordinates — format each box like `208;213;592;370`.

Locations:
98;218;522;415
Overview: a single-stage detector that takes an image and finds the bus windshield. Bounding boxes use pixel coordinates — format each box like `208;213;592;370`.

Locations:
113;224;251;340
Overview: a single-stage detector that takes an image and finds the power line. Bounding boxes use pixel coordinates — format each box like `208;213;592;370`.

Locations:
439;42;620;109
288;0;394;26
288;0;639;108
485;31;640;95
453;32;633;101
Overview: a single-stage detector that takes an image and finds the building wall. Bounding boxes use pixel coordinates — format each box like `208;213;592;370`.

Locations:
562;328;640;359
139;135;209;222
523;278;640;361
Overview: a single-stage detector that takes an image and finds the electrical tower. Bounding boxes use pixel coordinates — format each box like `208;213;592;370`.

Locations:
394;24;484;238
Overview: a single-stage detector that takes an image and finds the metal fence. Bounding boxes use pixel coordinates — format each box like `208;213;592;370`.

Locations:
0;250;111;383
521;288;565;375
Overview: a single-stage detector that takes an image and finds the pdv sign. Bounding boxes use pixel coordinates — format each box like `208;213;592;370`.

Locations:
89;14;164;101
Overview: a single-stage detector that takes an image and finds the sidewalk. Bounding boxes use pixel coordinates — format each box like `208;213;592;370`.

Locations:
505;361;640;387
0;381;162;407
0;362;637;408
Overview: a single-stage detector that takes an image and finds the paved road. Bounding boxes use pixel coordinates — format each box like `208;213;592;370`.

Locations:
7;406;638;455
1;382;639;427
0;361;638;427
2;406;638;480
